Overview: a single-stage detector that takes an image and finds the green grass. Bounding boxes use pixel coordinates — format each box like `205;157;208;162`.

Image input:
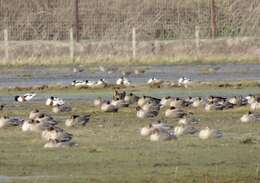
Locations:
0;88;260;183
0;54;259;67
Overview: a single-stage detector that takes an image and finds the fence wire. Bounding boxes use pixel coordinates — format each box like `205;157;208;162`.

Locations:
0;0;259;41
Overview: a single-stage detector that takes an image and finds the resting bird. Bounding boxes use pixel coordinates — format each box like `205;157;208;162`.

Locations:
52;105;72;113
136;106;159;118
65;115;91;127
46;96;65;107
240;111;260;123
101;101;118;112
0;116;24;128
198;127;223;140
14;93;36;102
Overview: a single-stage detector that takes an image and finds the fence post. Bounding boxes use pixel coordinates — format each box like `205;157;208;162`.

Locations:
74;0;80;42
195;26;200;54
210;0;217;39
69;28;75;61
132;27;136;60
4;29;9;60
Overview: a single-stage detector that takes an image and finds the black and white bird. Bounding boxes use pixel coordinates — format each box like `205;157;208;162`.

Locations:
14;93;36;102
46;96;65;107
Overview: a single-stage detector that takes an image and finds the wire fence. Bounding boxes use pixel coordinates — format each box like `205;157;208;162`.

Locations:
0;0;260;41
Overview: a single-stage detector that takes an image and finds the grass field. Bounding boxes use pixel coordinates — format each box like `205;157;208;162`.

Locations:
0;87;260;183
0;54;259;67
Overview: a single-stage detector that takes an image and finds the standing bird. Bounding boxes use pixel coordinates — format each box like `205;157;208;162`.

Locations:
14;93;36;102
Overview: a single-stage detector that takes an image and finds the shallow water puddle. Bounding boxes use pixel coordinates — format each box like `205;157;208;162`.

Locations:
0;64;260;87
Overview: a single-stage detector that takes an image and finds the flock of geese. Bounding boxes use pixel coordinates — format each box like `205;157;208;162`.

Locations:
0;76;260;148
93;90;260;141
1;94;90;148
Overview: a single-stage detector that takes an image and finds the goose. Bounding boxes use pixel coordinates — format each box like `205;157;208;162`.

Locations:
150;129;177;142
245;94;260;104
101;101;118;112
205;102;225;111
137;96;151;107
65;114;91;127
174;125;185;137
141;101;160;112
136;106;159;118
207;96;227;103
111;98;129;108
178;114;199;125
113;90;126;100
35;113;58;126
250;102;260;111
198;127;223;140
228;96;239;105
140;124;155;136
160;96;174;108
21;119;35;132
116;77;131;86
14;93;36;102
44;139;77;148
170;97;187;108
52;105;72;113
137;96;161;107
140;121;173;137
22;119;52;133
42;126;73;141
165;106;187;118
29;109;42;120
192;97;205;108
240;111;260;123
124;93;139;105
0;116;24;128
174;125;199;137
46;96;65;107
151;120;173;131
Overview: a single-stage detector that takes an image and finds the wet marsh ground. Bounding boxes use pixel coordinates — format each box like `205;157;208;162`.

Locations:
0;86;260;183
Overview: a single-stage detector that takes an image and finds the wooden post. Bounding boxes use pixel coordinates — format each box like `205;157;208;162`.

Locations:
210;0;217;39
132;27;136;59
74;0;80;42
195;26;200;53
70;28;75;61
4;29;9;60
